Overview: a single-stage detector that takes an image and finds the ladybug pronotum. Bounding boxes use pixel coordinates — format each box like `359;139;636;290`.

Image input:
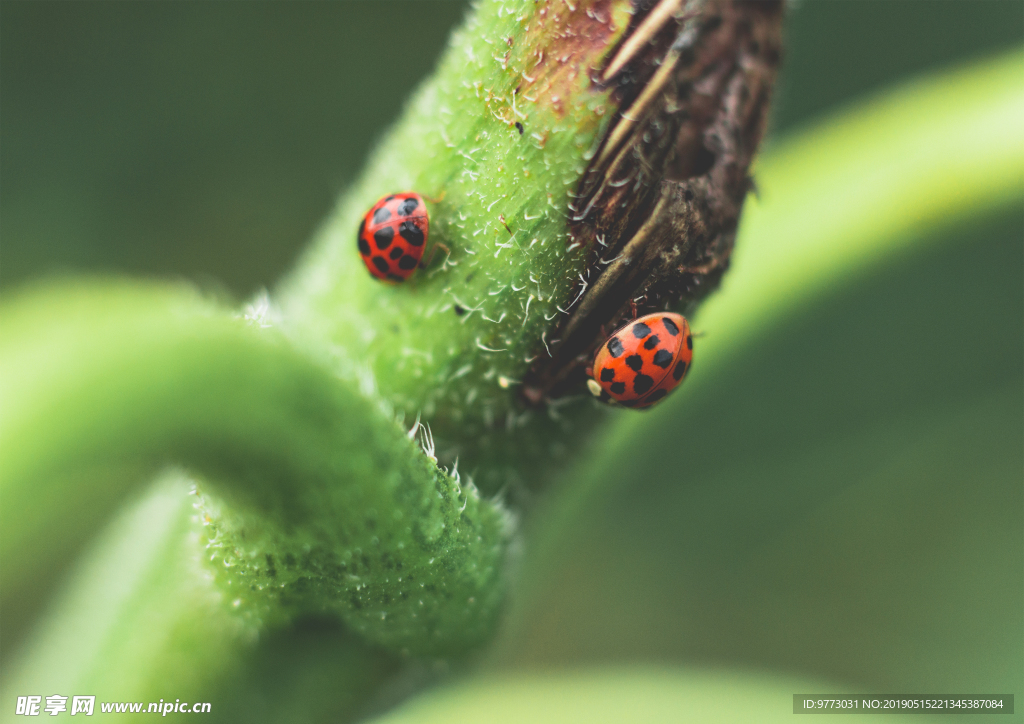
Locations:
357;192;429;283
587;312;693;409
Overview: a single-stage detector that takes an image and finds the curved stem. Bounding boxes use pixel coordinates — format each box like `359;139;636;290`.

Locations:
0;280;512;657
2;471;402;719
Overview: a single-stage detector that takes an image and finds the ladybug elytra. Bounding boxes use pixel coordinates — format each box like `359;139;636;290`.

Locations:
357;192;430;283
587;312;693;409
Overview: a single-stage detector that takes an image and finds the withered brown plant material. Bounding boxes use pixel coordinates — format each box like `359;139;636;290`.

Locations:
523;0;783;403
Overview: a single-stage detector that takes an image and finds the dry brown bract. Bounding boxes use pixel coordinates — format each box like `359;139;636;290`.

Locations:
523;0;783;404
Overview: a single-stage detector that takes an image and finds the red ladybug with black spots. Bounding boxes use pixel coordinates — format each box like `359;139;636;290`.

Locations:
587;312;693;409
357;192;430;283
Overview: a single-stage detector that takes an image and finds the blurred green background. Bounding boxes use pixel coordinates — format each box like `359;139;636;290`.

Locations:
2;1;1022;720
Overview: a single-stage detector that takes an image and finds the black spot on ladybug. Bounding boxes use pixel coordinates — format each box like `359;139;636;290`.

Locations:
398;255;418;270
653;349;673;368
634;373;654;394
686;335;693;350
600;367;615;382
387;273;405;283
399;220;424;246
389;246;404;260
643;334;660;350
632;322;651;339
454;304;466;316
673;360;687;380
358;238;371;256
645;388;668;404
374;226;394;249
372;257;389;273
399;198;419;216
384;195;396;202
358;218;366;238
607;337;624;357
515;121;524;135
373;207;392;224
662;317;679;335
625;354;643;372
610;381;626;395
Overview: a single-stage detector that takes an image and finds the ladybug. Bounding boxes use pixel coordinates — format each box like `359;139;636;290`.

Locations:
587;312;693;409
357;192;430;283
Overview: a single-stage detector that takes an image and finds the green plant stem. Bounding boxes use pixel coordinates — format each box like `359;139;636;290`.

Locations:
0;280;512;657
2;472;402;720
3;473;253;705
277;0;634;493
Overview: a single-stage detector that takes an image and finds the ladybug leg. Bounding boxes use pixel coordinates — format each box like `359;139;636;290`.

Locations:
628;293;650;319
423;191;447;204
421;242;452;269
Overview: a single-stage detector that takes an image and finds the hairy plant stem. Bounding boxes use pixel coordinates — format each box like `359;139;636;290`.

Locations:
1;281;511;659
277;0;782;495
2;472;405;719
1;0;786;712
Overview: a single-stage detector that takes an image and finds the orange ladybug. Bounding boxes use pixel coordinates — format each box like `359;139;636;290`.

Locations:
357;192;429;283
587;312;693;408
